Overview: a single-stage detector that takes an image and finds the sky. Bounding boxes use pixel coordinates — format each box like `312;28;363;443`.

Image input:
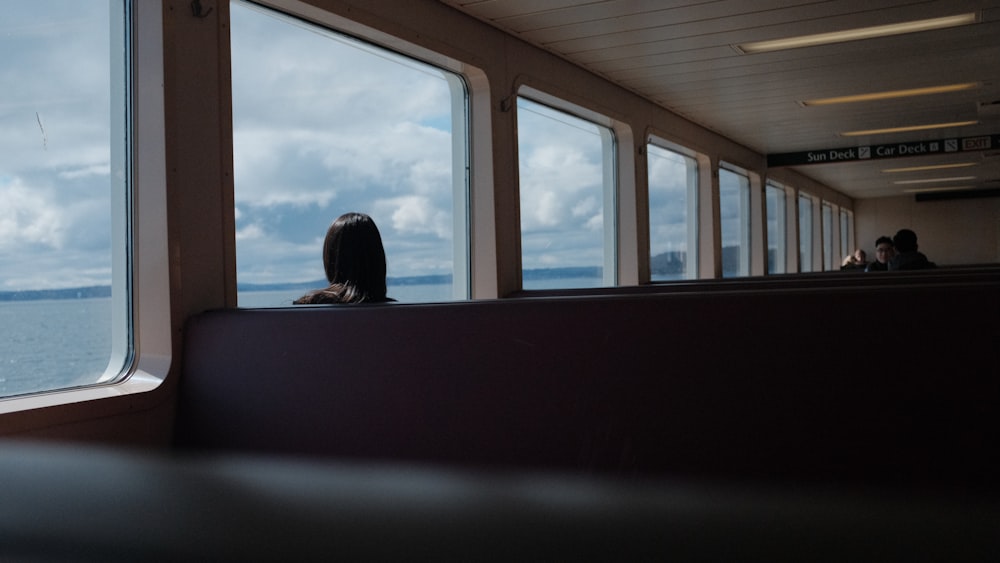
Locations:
0;2;115;291
0;0;691;293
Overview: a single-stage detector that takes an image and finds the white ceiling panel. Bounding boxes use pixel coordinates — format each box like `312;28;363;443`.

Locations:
441;0;1000;199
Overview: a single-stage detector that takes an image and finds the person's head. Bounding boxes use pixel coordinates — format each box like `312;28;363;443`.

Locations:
322;212;388;302
853;248;866;263
874;236;894;264
892;229;918;253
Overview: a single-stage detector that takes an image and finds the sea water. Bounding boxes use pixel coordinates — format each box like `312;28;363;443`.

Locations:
0;297;114;397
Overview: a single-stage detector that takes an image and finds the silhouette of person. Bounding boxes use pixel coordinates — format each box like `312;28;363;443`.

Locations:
865;236;894;272
888;228;935;271
294;212;394;304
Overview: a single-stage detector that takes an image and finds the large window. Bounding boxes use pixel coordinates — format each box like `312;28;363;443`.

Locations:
231;1;469;306
0;1;129;398
648;144;698;280
798;194;814;272
822;202;834;271
840;209;854;256
765;182;787;274
517;97;616;289
719;167;750;277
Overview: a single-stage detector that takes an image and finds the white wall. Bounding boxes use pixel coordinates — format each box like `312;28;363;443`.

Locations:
855;195;1000;265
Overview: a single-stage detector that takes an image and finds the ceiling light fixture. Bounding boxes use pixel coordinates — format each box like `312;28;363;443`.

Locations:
801;83;980;106
901;186;974;193
840;120;978;136
882;162;978;173
735;13;978;54
893;176;976;185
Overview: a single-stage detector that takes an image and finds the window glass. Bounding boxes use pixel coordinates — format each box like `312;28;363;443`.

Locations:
719;167;750;277
840;209;855;257
822;202;834;271
0;1;127;398
517;97;615;289
231;1;469;306
798;194;814;272
840;209;850;260
648;144;697;280
765;183;787;274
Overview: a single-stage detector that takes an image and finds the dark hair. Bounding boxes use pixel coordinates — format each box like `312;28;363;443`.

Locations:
295;212;390;304
892;229;918;253
875;236;893;248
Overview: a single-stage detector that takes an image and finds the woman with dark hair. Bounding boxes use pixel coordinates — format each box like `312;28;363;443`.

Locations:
294;212;393;304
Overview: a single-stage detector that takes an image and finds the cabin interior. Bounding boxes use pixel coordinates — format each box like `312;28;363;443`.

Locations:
1;0;999;560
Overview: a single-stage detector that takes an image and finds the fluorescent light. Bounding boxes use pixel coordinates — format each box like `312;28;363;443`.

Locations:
893;176;976;185
802;83;980;106
882;162;978;173
735;13;978;54
901;186;973;193
840;120;978;136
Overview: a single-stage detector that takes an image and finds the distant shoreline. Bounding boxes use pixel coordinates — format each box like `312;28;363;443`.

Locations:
0;286;112;302
0;267;611;302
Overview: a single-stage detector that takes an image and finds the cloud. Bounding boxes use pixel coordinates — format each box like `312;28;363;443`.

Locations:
58;164;110;180
0;176;65;249
235;223;266;241
374;195;451;239
515;99;610;271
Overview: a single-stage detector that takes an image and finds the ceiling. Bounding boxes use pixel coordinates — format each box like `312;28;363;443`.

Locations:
440;0;1000;200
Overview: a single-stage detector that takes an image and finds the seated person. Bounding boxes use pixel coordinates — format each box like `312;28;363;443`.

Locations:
888;229;935;271
295;212;395;304
841;249;868;270
865;236;894;272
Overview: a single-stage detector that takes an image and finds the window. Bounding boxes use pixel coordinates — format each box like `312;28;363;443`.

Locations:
765;182;787;274
517;97;616;289
798;194;814;272
719;166;750;277
822;202;834;271
840;209;854;256
231;1;469;306
0;1;130;399
648;143;698;280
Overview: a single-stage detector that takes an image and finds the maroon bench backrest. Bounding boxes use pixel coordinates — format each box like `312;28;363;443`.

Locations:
176;278;1000;494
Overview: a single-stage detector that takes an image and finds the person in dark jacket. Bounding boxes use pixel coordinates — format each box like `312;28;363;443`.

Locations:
888;229;935;270
864;236;894;272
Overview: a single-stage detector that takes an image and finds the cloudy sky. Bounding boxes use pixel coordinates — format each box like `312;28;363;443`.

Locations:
0;2;115;291
231;1;463;288
0;0;691;294
647;145;693;258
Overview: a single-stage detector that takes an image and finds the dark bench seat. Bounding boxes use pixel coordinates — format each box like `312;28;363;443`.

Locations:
176;277;1000;495
5;440;999;562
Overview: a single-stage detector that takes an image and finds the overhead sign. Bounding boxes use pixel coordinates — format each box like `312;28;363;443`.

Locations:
767;134;1000;167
